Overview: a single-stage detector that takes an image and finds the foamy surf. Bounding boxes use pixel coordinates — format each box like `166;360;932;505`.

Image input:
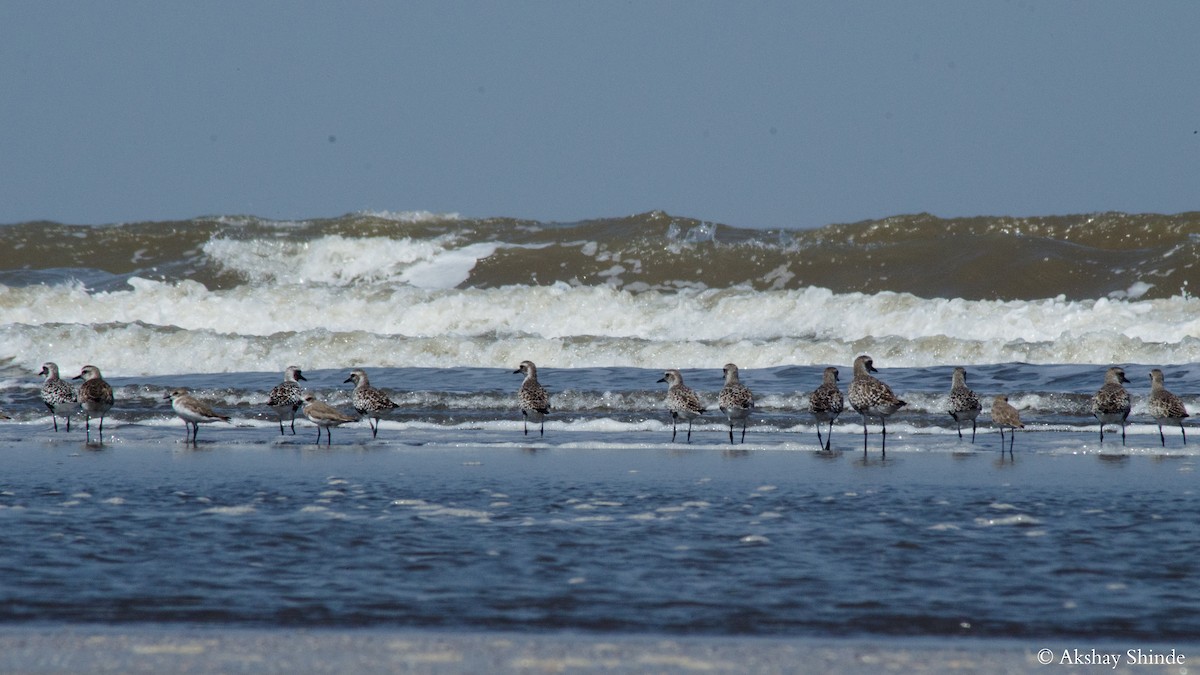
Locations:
2;280;1199;374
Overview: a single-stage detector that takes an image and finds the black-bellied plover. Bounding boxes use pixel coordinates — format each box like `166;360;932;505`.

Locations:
344;368;398;439
990;394;1024;455
1148;368;1189;447
948;366;982;443
302;393;357;445
73;365;114;444
847;355;907;453
267;366;307;435
165;388;231;443
809;366;844;451
1091;366;1131;445
514;360;550;436
718;363;754;444
39;362;78;432
658;369;705;443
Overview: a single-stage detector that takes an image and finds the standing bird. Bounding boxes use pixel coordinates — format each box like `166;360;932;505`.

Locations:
39;362;78;432
847;355;907;454
990;394;1024;455
344;369;398;439
947;366;982;443
267;366;307;435
514;360;551;436
718;363;754;444
1148;368;1189;446
301;394;357;445
1091;366;1132;445
73;365;114;444
658;369;705;443
809;366;844;451
165;388;230;443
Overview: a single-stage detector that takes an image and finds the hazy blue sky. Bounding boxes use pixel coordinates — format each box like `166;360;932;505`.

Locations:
2;2;1198;229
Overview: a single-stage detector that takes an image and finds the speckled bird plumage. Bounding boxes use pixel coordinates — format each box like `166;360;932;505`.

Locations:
658;369;705;443
514;360;550;436
947;367;982;442
345;368;398;439
39;362;77;432
73;364;114;443
848;355;906;452
848;355;906;420
1148;368;1189;446
718;363;754;444
268;366;307;435
809;366;844;450
1091;366;1131;444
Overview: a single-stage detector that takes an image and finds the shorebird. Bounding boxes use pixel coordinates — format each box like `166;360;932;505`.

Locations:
165;388;230;443
267;366;307;435
718;363;754;444
73;365;114;444
514;360;550;436
301;394;357;445
1148;368;1189;446
948;367;982;443
809;366;844;451
847;355;907;454
39;361;78;432
658;369;705;443
1091;366;1131;445
991;394;1024;455
345;369;398;439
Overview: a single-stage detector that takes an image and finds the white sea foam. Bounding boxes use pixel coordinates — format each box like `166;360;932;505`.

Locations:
203;232;541;289
202;234;468;287
200;505;257;516
4;276;1200;375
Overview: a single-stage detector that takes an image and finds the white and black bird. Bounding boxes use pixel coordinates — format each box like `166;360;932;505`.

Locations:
658;369;705;443
39;361;78;432
165;388;230;443
73;365;114;444
345;369;398;439
1091;366;1131;445
947;366;982;443
809;366;844;451
1148;368;1189;447
514;360;550;436
718;363;754;444
267;365;307;435
847;355;907;453
302;394;357;445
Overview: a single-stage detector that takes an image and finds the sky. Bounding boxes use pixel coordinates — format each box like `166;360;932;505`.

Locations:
2;1;1199;230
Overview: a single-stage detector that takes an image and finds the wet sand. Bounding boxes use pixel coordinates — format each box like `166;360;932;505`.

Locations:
0;626;1096;674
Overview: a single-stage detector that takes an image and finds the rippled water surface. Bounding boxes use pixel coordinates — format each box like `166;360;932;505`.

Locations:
1;437;1195;640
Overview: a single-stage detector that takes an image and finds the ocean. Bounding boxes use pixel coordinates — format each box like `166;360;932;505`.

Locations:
0;210;1198;664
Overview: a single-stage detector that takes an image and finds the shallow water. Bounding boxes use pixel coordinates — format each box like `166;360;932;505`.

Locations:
0;416;1195;640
